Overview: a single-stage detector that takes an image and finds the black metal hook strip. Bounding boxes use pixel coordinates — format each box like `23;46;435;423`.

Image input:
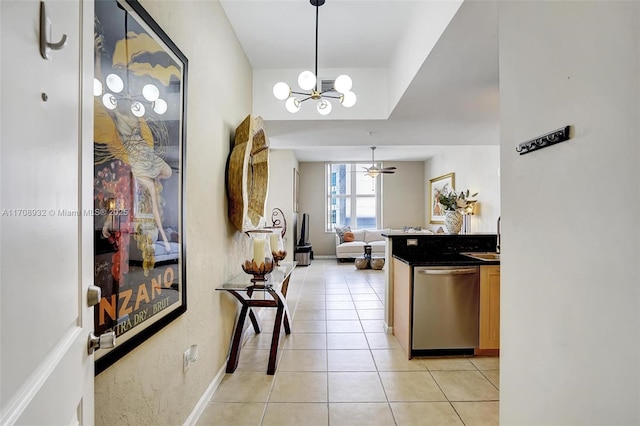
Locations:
515;125;571;155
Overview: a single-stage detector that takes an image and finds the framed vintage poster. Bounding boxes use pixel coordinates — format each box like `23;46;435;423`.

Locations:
93;0;188;374
429;172;455;224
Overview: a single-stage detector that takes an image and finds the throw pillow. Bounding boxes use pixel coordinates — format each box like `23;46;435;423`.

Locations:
364;228;389;243
335;225;351;244
342;231;355;242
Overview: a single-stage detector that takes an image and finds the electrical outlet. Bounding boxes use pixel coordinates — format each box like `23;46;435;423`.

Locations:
183;344;198;371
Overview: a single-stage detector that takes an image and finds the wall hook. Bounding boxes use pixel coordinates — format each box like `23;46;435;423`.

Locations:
40;1;67;60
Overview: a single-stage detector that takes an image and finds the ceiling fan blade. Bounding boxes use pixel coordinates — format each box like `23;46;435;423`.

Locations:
379;170;396;174
382;166;397;170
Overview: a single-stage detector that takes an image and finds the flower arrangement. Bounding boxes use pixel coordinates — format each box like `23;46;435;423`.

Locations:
438;189;478;212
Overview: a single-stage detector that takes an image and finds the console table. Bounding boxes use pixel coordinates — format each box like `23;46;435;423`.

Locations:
216;262;296;375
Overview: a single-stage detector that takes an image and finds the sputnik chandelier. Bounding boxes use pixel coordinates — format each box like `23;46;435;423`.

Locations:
94;75;167;118
272;0;357;116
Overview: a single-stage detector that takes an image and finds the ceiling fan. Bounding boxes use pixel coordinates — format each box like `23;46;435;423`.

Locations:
363;146;396;177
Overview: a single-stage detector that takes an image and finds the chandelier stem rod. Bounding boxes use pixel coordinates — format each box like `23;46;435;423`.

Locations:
314;0;319;92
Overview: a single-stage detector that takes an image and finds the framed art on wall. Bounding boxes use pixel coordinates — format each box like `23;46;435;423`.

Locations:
429;172;455;224
293;168;300;213
93;0;188;374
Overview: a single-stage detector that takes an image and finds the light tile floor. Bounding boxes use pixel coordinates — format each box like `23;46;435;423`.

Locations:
197;259;499;425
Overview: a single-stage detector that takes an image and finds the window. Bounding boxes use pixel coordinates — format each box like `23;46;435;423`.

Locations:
326;163;381;231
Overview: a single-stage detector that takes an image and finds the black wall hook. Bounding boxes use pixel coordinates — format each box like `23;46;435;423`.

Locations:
516;125;571;155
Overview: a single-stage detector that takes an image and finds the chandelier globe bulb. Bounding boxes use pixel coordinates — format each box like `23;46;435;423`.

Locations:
317;99;332;115
334;74;352;93
341;91;357;108
298;70;316;91
153;98;168;115
105;73;124;93
93;78;103;97
273;82;291;100
142;84;160;102
130;101;145;117
285;97;301;113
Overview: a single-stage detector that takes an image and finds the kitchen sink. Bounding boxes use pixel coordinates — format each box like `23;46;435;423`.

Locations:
461;252;500;261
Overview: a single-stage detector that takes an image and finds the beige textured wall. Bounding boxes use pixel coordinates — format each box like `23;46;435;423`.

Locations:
265;150;299;260
94;1;253;424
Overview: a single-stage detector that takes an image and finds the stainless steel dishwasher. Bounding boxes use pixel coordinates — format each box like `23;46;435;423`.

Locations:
412;266;479;351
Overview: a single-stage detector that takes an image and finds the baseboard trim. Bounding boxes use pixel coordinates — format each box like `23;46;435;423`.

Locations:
184;309;266;425
313;255;335;259
183;361;226;426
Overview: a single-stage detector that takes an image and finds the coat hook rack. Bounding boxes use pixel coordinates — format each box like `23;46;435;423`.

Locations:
515;125;571;155
40;1;68;60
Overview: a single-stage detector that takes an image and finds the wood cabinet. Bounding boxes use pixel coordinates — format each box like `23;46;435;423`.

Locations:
479;265;500;350
392;259;412;358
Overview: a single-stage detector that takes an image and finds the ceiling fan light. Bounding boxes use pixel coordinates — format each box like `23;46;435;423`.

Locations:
273;82;291;100
341;91;357;108
105;73;124;93
317;99;332;115
298;70;316;91
285;97;301;113
334;74;352;93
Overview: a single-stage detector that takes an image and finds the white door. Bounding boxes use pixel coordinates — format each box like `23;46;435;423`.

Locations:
1;1;96;424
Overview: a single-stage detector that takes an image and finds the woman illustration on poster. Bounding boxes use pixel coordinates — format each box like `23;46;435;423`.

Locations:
94;16;179;252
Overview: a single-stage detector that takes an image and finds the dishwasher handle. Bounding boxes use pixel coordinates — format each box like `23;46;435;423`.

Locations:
417;268;478;276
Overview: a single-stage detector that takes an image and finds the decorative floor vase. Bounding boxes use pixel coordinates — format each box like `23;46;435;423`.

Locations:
444;210;463;234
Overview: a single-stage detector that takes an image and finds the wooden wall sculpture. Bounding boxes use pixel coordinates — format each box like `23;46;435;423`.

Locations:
226;115;270;232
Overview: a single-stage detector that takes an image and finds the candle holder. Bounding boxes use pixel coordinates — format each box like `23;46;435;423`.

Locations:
265;228;287;266
243;230;275;282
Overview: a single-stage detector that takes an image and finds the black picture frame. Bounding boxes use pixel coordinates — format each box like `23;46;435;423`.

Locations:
93;0;188;375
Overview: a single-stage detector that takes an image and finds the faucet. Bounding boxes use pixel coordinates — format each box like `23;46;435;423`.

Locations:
496;216;501;254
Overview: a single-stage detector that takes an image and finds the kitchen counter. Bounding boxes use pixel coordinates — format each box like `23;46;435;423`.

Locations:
381;232;498;332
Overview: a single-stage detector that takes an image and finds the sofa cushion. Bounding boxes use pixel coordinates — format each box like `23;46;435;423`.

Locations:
351;229;366;242
343;231;355;242
335;225;351;244
364;228;389;243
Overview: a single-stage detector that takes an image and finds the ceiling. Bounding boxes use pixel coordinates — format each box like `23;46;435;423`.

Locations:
220;0;499;162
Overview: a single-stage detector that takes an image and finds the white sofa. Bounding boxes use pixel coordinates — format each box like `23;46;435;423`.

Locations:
335;228;389;260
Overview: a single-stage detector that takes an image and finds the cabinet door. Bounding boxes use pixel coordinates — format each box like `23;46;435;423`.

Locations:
479;265;500;349
392;259;412;359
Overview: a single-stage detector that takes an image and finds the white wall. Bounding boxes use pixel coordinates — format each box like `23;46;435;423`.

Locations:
94;1;254;424
382;161;425;230
424;146;500;233
499;1;640;424
265;149;298;260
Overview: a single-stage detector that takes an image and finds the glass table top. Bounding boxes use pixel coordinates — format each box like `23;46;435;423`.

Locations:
216;261;296;291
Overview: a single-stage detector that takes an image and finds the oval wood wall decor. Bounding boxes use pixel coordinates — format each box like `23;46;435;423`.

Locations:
227;115;270;232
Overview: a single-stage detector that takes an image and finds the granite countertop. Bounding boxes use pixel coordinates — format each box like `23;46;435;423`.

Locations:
383;231;496;237
392;253;500;267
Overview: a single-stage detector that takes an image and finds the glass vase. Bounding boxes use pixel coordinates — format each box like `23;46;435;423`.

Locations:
242;230;274;282
268;229;287;266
